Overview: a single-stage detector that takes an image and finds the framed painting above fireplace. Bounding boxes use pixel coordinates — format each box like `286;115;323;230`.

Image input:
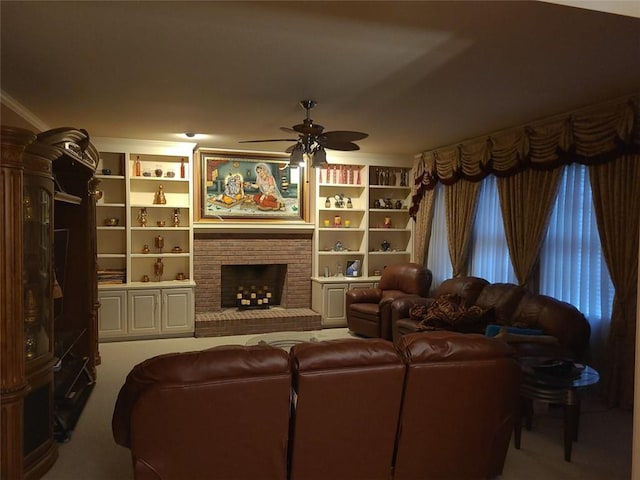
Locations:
194;148;306;222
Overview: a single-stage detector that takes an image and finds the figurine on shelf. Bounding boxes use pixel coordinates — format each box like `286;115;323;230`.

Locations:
334;240;343;252
155;235;164;252
172;208;180;227
142;244;150;254
346;197;353;208
381;239;391;251
395;199;403;209
384;216;392;228
154;258;164;281
137;208;148;227
334;194;345;208
154;184;167;204
325;197;331;208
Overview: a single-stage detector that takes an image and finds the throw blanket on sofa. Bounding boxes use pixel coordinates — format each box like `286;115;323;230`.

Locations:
410;294;492;334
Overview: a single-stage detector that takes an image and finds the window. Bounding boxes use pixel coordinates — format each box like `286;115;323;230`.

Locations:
425;183;452;289
539;163;614;367
469;175;517;284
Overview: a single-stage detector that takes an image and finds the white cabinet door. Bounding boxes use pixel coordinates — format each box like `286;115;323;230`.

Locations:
161;287;194;334
98;290;127;339
323;283;349;327
128;289;161;335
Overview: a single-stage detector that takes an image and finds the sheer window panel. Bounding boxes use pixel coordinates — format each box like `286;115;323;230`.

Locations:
425;183;452;290
540;164;614;369
469;175;517;284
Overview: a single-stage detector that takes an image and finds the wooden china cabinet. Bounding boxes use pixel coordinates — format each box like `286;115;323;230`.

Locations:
1;126;99;479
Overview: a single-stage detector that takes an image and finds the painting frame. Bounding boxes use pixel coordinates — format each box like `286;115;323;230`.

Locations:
195;148;307;222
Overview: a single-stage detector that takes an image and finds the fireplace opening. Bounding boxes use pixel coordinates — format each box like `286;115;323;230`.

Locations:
221;264;287;309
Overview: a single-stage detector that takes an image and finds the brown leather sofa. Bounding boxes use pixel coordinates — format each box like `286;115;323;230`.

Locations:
391;276;591;361
113;333;520;480
346;262;432;340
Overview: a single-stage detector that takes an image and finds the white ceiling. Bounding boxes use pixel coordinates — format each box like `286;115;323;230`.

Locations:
2;1;639;159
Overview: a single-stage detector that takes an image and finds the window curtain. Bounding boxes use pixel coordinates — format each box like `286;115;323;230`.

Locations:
589;154;640;409
497;168;562;286
411;157;436;266
445;179;481;277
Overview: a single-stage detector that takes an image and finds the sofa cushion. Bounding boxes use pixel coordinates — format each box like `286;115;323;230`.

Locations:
434;276;489;306
412;294;493;334
475;283;528;325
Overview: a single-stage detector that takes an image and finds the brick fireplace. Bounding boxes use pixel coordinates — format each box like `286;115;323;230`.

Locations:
193;231;321;336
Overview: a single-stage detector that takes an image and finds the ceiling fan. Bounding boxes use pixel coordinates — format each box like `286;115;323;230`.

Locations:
239;100;368;167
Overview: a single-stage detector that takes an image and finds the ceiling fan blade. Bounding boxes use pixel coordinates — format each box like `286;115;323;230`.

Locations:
280;127;298;134
320;140;360;151
239;138;298;143
321;130;369;143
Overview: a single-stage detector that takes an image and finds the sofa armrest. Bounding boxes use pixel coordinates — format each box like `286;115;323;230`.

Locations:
390;296;434;322
345;287;382;310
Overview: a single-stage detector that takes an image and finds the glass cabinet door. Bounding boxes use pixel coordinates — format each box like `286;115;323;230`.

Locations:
23;180;53;363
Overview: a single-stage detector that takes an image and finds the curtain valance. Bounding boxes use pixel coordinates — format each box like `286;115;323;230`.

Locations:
410;95;639;218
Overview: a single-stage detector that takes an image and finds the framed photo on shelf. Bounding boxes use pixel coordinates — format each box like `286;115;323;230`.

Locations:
346;259;361;277
195;149;306;221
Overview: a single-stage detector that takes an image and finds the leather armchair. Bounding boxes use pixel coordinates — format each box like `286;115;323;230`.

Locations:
112;344;291;480
346;263;432;340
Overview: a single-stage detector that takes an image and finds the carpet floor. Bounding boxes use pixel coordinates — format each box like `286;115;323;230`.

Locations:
42;328;632;480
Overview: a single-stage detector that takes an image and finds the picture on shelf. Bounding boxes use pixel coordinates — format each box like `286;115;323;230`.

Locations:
346;259;361;277
196;149;305;220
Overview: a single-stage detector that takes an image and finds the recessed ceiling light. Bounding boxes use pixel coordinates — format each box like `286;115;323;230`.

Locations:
184;132;196;138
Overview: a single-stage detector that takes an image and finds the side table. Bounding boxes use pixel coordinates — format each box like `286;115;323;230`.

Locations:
513;359;599;462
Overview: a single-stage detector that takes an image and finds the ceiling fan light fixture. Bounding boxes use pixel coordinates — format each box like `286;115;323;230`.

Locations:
311;146;327;168
290;143;304;165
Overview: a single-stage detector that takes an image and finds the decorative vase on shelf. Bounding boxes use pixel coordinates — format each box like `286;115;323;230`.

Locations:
137;208;148;227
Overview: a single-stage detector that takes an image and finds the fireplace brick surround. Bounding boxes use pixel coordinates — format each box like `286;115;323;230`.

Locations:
193;231;321;336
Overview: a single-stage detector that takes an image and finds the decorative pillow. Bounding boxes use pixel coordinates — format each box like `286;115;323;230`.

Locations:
413;294;493;334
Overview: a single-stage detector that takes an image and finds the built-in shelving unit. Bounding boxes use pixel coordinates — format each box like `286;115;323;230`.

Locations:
93;139;197;341
311;162;413;326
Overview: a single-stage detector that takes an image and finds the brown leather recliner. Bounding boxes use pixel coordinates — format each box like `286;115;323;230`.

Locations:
288;338;406;480
393;331;521;480
391;276;591;361
112;344;291;480
346;263;432;340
